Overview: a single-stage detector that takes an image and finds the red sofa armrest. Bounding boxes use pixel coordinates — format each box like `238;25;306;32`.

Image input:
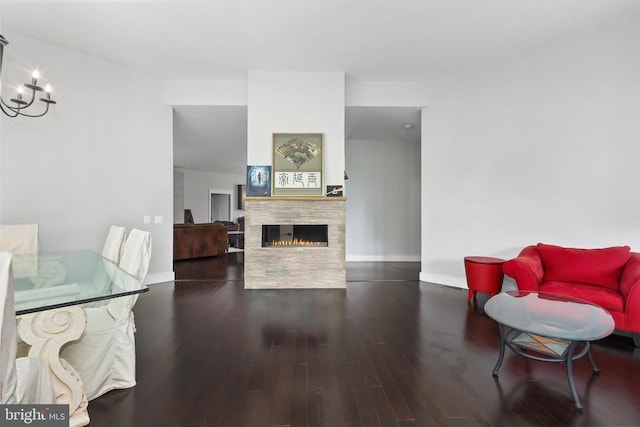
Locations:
502;245;544;292
620;253;640;333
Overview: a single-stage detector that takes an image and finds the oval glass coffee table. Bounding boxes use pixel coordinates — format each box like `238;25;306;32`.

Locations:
485;291;614;411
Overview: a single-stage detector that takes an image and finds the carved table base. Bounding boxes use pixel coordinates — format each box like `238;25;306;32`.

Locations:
18;306;90;427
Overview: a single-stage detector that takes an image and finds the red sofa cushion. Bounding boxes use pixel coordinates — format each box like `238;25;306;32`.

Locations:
540;281;625;313
537;243;631;290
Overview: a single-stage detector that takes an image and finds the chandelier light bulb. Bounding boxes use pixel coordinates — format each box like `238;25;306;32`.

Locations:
32;69;40;80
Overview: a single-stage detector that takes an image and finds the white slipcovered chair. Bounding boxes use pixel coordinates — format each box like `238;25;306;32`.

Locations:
0;225;38;277
0;252;55;404
101;225;126;264
0;224;38;254
61;229;151;400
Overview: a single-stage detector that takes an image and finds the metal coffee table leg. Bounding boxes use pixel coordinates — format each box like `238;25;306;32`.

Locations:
565;341;583;411
492;323;506;376
586;343;600;373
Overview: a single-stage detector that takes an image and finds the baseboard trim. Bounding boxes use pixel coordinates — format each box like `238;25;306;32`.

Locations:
347;255;421;262
146;271;175;285
419;272;467;289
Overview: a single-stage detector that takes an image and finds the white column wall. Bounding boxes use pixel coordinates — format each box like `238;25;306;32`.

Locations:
420;14;640;288
247;71;345;186
0;33;174;284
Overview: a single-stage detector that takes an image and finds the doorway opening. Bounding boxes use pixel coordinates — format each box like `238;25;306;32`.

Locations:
209;189;232;222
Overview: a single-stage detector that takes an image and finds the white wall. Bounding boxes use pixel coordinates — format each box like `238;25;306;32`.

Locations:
420;14;640;288
177;168;245;224
346;139;420;261
346;81;431;107
0;33;174;284
164;80;247;106
247;71;345;186
173;169;185;222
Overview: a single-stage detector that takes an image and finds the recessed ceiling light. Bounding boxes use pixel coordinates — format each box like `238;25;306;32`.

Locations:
404;124;413;129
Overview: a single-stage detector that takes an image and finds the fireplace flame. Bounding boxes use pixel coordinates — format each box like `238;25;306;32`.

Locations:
271;237;323;247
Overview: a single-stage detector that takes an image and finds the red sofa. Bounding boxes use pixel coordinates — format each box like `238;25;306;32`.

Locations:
503;243;640;347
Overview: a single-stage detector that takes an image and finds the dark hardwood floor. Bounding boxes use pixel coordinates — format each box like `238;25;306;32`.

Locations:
86;254;640;426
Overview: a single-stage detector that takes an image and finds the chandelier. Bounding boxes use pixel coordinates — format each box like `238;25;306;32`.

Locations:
0;34;56;118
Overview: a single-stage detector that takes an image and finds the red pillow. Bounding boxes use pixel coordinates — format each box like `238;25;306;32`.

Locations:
537;243;631;290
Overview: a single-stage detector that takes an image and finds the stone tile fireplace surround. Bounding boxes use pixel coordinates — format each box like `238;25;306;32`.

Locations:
244;197;346;289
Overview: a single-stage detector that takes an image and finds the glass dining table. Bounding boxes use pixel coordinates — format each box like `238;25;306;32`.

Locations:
11;250;148;427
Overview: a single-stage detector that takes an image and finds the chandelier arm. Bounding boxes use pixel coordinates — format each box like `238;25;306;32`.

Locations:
0;96;50;118
0;102;20;117
1;96;21;112
9;103;50;118
0;98;22;114
18;88;38;109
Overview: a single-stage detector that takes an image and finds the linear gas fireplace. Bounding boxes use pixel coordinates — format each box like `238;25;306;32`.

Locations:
262;224;328;247
244;197;345;289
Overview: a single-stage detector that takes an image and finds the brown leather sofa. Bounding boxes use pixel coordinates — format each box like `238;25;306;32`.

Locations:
173;223;228;260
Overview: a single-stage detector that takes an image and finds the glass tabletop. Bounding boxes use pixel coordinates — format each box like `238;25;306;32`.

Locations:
11;250;148;315
485;291;614;341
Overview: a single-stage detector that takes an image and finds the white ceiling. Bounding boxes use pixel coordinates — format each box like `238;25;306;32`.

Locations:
3;1;639;174
345;107;421;143
3;1;639;82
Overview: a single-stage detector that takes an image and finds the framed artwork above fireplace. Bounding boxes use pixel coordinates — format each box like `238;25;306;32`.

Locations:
272;133;323;196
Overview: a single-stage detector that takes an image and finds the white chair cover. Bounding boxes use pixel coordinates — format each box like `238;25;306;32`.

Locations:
0;252;54;404
61;229;151;400
118;229;152;283
0;225;39;277
101;225;126;265
0;224;38;254
109;229;151;319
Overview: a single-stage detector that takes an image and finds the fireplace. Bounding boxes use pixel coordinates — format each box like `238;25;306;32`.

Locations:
262;224;328;247
244;197;346;289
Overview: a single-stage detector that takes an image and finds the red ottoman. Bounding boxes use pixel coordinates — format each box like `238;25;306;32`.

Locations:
464;256;505;303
